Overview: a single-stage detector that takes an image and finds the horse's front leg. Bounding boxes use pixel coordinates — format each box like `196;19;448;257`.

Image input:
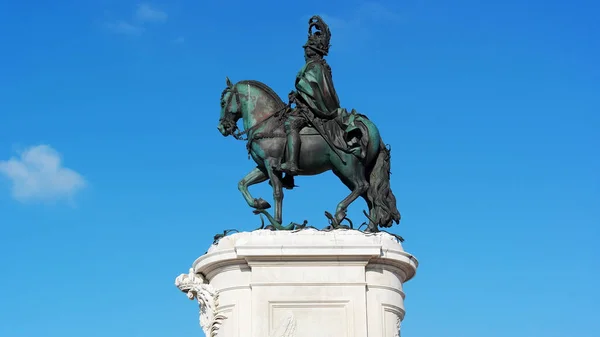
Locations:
251;160;301;231
264;162;283;224
238;167;271;210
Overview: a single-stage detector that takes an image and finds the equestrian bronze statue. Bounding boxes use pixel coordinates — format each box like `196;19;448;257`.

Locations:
217;16;401;234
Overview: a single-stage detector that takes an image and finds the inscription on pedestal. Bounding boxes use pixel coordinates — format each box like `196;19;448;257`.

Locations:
270;301;349;337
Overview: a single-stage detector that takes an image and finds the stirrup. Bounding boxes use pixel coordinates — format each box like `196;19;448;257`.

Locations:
280;162;300;174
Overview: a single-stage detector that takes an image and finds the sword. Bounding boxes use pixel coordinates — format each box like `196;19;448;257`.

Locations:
299;108;347;165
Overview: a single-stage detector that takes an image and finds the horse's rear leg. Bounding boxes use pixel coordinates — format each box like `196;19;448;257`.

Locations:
331;162;369;227
238;167;271;209
360;193;375;230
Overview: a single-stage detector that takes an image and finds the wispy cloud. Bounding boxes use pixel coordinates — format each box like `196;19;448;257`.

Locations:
356;2;403;22
0;145;86;203
106;20;144;36
105;3;167;36
135;4;168;23
173;36;185;44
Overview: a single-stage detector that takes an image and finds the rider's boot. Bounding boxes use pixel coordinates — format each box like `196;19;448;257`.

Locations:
280;122;301;175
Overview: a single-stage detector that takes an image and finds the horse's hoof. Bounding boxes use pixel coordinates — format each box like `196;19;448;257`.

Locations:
291;220;308;230
253;198;271;209
297;220;309;229
264;225;276;231
363;226;378;233
326;209;349;230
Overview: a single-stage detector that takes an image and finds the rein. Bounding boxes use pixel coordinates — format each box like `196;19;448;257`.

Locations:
224;85;289;141
232;106;288;141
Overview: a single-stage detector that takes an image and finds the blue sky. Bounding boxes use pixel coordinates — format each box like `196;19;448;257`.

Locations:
0;0;598;336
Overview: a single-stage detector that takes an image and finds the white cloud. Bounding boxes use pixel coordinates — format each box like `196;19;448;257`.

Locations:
0;145;86;203
135;4;168;23
106;20;144;36
105;4;167;36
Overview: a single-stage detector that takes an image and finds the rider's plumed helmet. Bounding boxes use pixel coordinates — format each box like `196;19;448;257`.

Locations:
303;15;331;56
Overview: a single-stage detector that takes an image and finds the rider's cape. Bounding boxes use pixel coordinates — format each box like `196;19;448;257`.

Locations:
295;59;366;158
295;59;340;119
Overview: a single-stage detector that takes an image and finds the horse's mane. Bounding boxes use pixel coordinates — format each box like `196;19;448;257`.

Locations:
238;80;287;110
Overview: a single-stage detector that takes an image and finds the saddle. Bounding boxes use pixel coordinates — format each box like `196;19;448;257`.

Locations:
303;108;366;157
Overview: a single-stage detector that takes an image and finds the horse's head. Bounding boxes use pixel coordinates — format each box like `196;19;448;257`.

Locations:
217;77;242;137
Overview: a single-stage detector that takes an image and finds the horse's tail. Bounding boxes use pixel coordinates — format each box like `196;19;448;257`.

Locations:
366;141;400;229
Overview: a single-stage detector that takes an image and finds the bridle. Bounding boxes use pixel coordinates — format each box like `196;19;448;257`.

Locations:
219;84;288;141
219;85;243;139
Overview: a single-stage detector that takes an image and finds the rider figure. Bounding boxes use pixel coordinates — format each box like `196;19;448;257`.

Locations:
280;16;342;175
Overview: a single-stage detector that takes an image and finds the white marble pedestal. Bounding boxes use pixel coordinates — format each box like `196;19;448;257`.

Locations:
175;229;418;337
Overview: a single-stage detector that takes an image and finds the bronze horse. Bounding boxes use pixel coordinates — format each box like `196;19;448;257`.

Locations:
217;78;400;233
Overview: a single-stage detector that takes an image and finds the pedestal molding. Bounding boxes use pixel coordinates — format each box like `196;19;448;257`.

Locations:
245;259;372;267
218;285;252;292
251;282;368;287
236;244;382;257
368;284;406;299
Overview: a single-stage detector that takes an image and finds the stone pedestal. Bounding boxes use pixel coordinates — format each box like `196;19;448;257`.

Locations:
175;229;418;337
